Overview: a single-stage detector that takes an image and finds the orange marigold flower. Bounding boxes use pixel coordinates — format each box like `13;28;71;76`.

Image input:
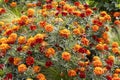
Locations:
100;11;107;17
102;32;109;40
93;56;100;61
104;15;111;21
92;25;99;32
79;67;85;72
93;60;102;67
78;61;85;67
73;44;81;52
27;8;35;17
0;37;8;44
112;48;120;54
68;70;76;77
39;21;47;28
96;43;104;51
114;20;120;25
62;52;71;61
12;25;20;31
81;37;89;46
18;36;26;44
115;69;120;74
59;29;70;38
36;73;46;80
44;24;54;32
45;48;55;58
33;66;41;73
73;28;81;35
108;55;115;62
113;12;120;17
13;57;21;66
26;37;35;46
10;2;17;7
112;42;119;48
94;67;104;76
34;34;45;43
18;64;27;73
85;8;93;16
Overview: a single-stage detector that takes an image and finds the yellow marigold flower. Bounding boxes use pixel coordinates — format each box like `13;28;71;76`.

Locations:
68;70;76;77
27;8;35;17
51;1;58;8
0;37;8;44
45;48;55;58
26;78;33;80
14;57;21;66
59;29;70;38
62;52;71;61
94;67;104;75
22;46;29;51
12;25;20;31
18;36;26;44
33;66;41;73
10;2;17;7
36;73;46;80
9;33;18;41
93;56;100;61
112;42;119;48
93;60;102;67
92;25;99;32
0;43;10;50
44;24;54;32
18;64;27;73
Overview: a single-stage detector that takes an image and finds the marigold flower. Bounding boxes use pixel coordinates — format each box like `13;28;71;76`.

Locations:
96;43;104;51
112;42;119;48
115;69;120;74
27;8;35;17
68;70;76;77
59;29;70;38
0;37;8;44
114;20;120;25
62;52;71;61
100;11;107;17
73;28;81;35
10;2;17;7
13;57;21;66
18;64;27;73
39;21;47;28
73;44;81;52
12;25;20;31
0;43;10;51
102;32;109;40
26;56;34;66
45;48;55;58
18;36;26;44
78;61;85;66
22;46;29;51
92;25;99;32
93;56;100;61
79;67;85;72
44;24;54;32
94;67;104;75
33;66;41;73
108;55;115;62
93;60;102;67
85;8;93;16
81;37;89;46
113;12;120;17
112;48;120;54
36;73;46;80
26;37;36;46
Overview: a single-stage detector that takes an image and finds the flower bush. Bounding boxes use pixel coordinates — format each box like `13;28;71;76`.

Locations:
0;0;120;80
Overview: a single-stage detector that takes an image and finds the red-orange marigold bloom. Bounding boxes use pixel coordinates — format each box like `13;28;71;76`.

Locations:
26;56;34;66
39;21;47;28
18;36;26;44
112;48;120;54
81;38;89;46
112;42;119;48
96;43;104;51
93;60;102;67
62;52;71;61
114;20;120;25
113;12;120;17
73;28;81;35
68;70;77;77
85;8;93;16
27;8;35;17
13;57;21;66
